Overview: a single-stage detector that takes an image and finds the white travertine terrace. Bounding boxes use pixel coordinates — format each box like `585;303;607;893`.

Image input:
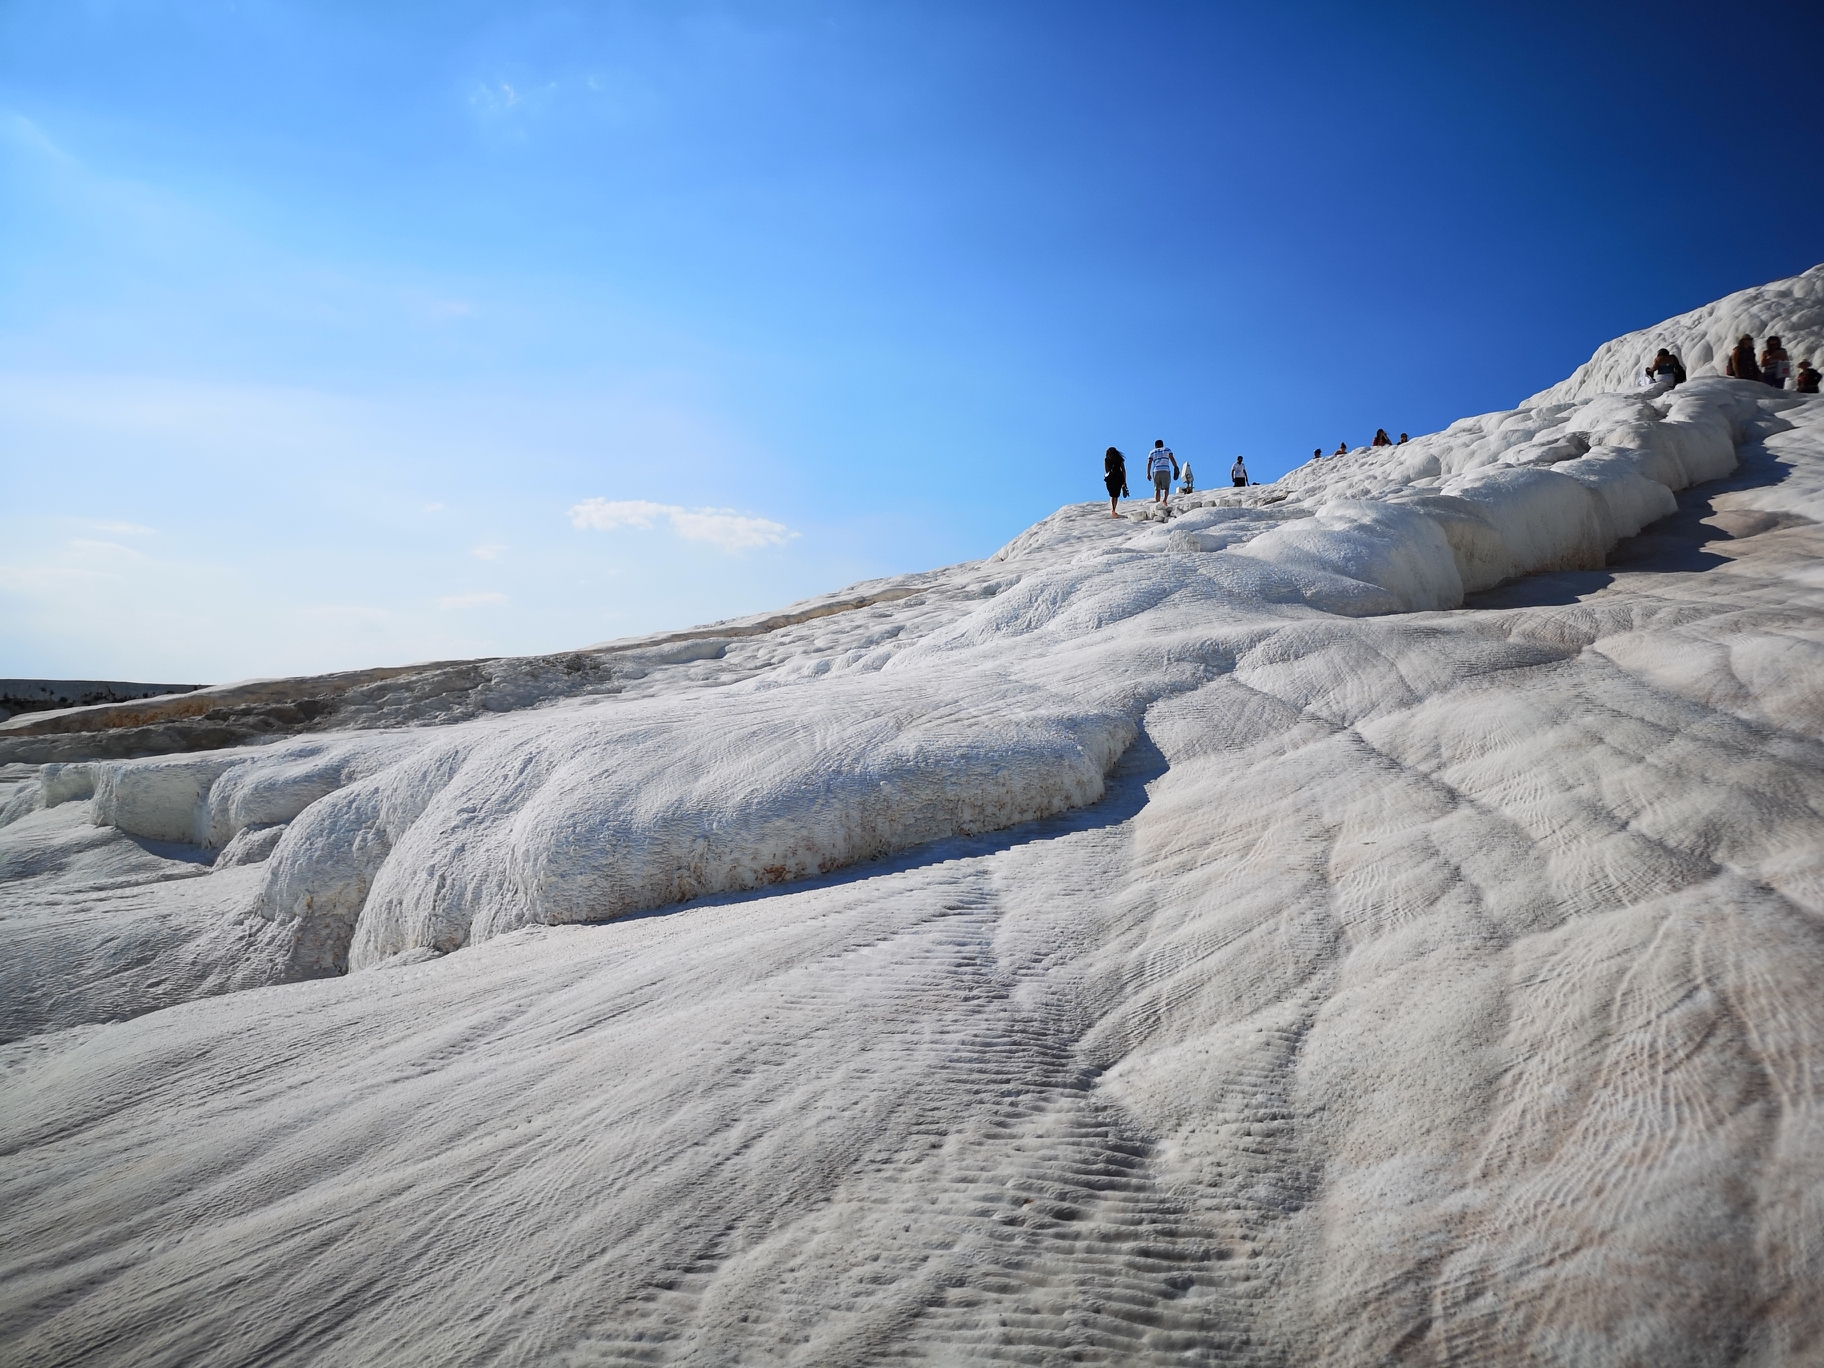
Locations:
2;268;1822;1365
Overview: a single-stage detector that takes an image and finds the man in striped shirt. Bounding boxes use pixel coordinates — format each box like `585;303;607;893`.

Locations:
1146;440;1178;506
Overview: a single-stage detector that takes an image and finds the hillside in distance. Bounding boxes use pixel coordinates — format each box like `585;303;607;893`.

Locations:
2;266;1823;1366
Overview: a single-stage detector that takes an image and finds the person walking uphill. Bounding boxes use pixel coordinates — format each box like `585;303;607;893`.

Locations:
1727;335;1762;384
1146;440;1178;506
1103;447;1128;517
1230;456;1249;487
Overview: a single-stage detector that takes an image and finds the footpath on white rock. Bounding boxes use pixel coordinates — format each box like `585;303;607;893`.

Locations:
3;266;1823;1366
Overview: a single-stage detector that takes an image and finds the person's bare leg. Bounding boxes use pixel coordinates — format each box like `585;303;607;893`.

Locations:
1110;495;1119;518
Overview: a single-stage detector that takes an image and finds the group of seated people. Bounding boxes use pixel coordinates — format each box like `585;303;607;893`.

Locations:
1725;334;1818;392
1311;430;1408;461
1644;337;1819;393
1129;336;1819;517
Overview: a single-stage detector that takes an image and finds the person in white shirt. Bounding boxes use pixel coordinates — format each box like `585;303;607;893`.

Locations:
1146;441;1179;505
1230;456;1248;487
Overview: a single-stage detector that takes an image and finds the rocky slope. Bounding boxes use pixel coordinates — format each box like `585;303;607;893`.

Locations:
2;270;1822;1366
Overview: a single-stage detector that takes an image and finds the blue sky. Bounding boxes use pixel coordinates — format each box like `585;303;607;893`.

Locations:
3;1;1821;682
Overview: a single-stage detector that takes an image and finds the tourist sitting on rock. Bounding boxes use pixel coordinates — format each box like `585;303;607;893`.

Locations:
1313;448;1323;462
1146;440;1178;505
1230;456;1249;487
1726;335;1762;383
1650;348;1686;386
1795;359;1820;394
1334;441;1348;456
1103;446;1128;517
1397;432;1409;444
1761;336;1792;389
1372;428;1392;446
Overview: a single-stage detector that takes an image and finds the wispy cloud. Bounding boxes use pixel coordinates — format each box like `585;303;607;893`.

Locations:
469;80;522;114
2;111;77;164
471;542;507;560
68;538;147;558
568;498;797;554
469;79;559;119
568;499;669;531
76;519;156;536
438;591;508;610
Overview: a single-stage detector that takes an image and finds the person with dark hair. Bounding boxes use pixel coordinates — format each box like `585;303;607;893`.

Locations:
1397;433;1408;445
1145;440;1179;506
1334;441;1348;456
1372;428;1392;447
1313;448;1323;462
1761;336;1792;389
1230;456;1249;487
1796;359;1821;395
1650;348;1686;386
1103;446;1128;517
1726;335;1762;383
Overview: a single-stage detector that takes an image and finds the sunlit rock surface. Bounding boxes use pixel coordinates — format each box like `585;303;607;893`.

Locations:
3;270;1822;1365
1526;264;1824;406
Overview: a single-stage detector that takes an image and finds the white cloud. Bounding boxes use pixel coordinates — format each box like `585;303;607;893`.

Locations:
568;498;798;554
468;79;555;118
471;543;507;560
68;538;147;558
469;81;521;115
568;498;668;531
438;591;509;610
423;502;447;513
77;520;156;536
668;508;798;552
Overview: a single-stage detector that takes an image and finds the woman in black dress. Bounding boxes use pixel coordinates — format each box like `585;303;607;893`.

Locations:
1104;447;1128;518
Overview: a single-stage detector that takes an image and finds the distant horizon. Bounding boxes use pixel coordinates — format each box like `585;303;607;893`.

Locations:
5;1;1822;682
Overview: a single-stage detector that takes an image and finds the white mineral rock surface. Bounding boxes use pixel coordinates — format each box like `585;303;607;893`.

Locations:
3;269;1823;1364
